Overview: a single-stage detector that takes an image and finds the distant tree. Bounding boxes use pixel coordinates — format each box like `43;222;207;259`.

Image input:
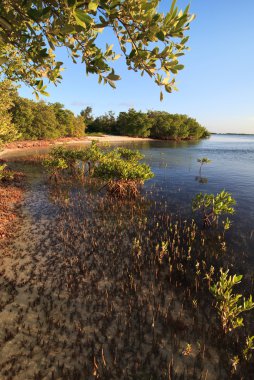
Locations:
11;98;86;140
32;101;59;139
88;111;116;134
11;96;36;139
187;117;209;139
148;111;174;139
80;106;93;126
0;1;194;99
51;102;85;137
116;109;152;137
148;111;209;140
71;115;86;138
0;80;20;143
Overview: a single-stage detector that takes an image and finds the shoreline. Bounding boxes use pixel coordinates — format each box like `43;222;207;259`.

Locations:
0;135;153;158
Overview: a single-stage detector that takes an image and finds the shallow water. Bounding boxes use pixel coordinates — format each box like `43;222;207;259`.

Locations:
3;134;254;264
1;134;254;379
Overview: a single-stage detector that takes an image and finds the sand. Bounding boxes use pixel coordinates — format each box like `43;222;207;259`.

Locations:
0;136;153;159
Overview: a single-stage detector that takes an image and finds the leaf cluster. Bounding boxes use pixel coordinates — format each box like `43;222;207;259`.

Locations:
192;190;236;228
94;157;153;182
197;157;211;165
44;142;154;186
0;0;194;98
210;269;254;333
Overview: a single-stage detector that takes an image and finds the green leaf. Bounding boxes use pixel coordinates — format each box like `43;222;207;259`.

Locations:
165;85;172;93
88;1;98;12
156;31;165;41
174;64;184;70
74;9;92;29
40;90;50;97
107;73;121;81
36;80;43;90
34;91;40;101
129;49;136;59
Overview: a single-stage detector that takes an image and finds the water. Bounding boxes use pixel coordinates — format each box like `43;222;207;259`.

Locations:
2;135;254;378
3;134;254;261
136;134;254;266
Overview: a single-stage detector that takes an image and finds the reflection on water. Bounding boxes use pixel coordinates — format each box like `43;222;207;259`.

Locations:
195;176;208;184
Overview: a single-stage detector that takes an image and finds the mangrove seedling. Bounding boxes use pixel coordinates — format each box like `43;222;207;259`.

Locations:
197;157;211;175
192;190;236;228
243;335;254;361
93;147;154;197
43;157;68;183
210;269;254;333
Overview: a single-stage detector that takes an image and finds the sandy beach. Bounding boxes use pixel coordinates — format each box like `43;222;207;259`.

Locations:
0;135;153;159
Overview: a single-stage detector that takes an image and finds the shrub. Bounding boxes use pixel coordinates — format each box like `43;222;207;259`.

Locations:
210;269;254;333
192;190;236;228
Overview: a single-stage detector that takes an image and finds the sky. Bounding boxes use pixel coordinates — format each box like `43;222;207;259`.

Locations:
18;0;254;134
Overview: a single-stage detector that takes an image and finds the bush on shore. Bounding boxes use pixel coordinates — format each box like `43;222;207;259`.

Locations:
82;107;209;140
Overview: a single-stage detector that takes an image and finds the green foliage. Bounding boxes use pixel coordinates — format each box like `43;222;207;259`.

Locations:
192;190;236;228
83;140;104;163
93;145;154;197
197;157;211;165
197;157;211;175
43;156;68;182
210;269;254;333
87;109;209;140
0;80;20;143
148;111;209;140
0;1;194;98
87;111;116;134
31;101;59;140
94;156;153;182
116;108;153;137
115;147;144;161
80;106;93;126
44;143;154;197
1;89;209;143
10;96;86;140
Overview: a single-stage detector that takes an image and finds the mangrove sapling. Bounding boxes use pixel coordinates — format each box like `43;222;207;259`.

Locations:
43;157;68;183
210;269;254;334
82;140;104;176
192;190;236;228
115;147;144;162
93;151;154;197
49;146;85;176
197;157;211;175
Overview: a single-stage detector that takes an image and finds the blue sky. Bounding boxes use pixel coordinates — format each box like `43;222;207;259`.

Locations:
19;0;254;134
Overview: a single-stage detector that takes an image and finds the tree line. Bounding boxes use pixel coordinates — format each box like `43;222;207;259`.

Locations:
0;80;85;142
0;81;209;143
83;107;210;140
